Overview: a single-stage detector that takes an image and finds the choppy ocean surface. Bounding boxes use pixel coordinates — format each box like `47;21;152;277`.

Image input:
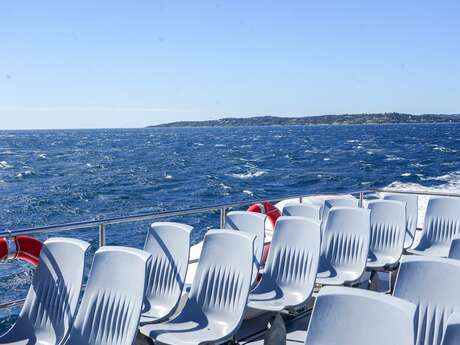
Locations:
1;123;460;331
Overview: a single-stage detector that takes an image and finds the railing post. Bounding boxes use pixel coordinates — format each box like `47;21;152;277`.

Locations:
359;192;364;208
220;207;226;228
98;224;106;247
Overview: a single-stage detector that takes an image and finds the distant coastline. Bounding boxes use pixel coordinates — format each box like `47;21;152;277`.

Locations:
149;113;460;128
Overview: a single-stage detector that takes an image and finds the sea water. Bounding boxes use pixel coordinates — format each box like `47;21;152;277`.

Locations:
1;123;459;330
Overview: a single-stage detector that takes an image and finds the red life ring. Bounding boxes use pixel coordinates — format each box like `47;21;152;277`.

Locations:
0;236;43;266
247;202;281;229
248;202;282;265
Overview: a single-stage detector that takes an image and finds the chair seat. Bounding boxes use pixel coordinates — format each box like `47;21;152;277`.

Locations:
247;289;287;312
367;256;399;269
407;246;449;257
140;305;171;325
141;318;229;345
248;282;308;311
316;269;359;286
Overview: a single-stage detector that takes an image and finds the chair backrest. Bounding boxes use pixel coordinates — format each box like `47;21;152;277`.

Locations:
441;313;460;345
415;197;460;253
282;203;322;222
225;211;266;284
189;230;254;328
367;200;406;265
383;193;418;249
1;238;89;345
321;197;359;232
143;222;192;320
448;234;460;260
64;246;152;345
321;207;370;281
393;256;460;345
305;286;416;345
264;217;320;306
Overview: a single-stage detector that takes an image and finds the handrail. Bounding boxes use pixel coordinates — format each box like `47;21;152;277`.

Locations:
373;188;460;198
0;298;25;309
5;187;460;239
0;189;368;238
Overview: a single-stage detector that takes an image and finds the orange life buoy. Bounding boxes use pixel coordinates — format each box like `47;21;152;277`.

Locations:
247;202;281;229
0;236;43;266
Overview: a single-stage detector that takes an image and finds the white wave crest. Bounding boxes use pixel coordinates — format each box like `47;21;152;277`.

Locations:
431;145;457;153
384;155;403;161
229;170;267;179
0;161;12;169
219;183;231;190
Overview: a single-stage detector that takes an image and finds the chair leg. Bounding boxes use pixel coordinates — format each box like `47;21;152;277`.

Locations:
389;266;399;294
368;270;381;291
263;312;287;345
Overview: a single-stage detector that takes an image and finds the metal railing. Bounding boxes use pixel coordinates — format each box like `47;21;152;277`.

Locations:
0;189;365;311
1;187;460;311
0;189;368;240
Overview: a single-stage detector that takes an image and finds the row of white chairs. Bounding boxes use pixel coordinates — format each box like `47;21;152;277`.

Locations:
1;194;460;344
0;228;255;345
285;195;460;259
283;197;403;285
234;196;460;345
0;238;150;345
286;194;460;257
277;195;460;345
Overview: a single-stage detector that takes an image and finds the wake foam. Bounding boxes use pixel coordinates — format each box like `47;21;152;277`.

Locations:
384;171;460;228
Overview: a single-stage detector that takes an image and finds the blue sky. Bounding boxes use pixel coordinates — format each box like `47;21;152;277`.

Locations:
1;0;459;129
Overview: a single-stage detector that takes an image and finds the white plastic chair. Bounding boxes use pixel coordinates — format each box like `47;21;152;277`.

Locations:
320;197;359;233
441;313;460;345
448;234;460;260
317;207;370;286
408;197;460;257
383;193;418;249
304;286;416;345
248;216;320;311
225;211;266;285
393;256;460;345
0;238;89;345
141;222;192;325
141;230;254;345
366;200;406;269
282;202;322;222
63;246;152;345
